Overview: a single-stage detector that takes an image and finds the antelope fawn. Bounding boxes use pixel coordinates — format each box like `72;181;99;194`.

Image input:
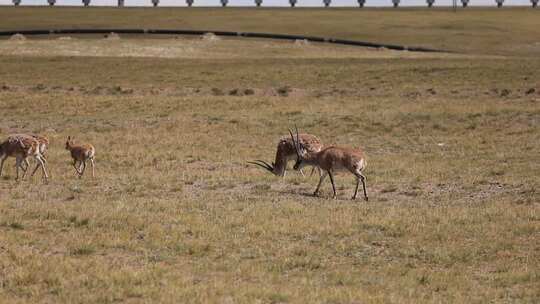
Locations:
248;133;323;177
9;133;50;171
65;136;95;178
0;135;48;181
289;127;368;201
30;133;49;158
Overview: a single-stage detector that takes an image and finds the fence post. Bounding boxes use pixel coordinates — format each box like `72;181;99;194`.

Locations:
496;0;503;7
358;0;365;6
255;0;262;6
82;0;90;6
427;0;434;7
532;0;538;7
289;0;296;7
186;0;194;6
13;0;21;5
221;0;228;6
392;0;399;7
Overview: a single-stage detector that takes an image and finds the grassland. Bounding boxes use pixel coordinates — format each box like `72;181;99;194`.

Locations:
0;8;539;304
1;7;540;56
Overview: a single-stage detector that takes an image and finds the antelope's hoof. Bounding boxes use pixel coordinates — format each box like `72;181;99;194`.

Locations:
313;191;320;197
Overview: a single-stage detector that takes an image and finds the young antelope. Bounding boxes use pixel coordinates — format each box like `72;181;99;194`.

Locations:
289;127;368;201
65;136;95;178
10;133;50;171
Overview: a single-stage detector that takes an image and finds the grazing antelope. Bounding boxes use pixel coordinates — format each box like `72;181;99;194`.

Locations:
248;133;323;177
65;136;95;178
289;127;368;201
0;135;48;181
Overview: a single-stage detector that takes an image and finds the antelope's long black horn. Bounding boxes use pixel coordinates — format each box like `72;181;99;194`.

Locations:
288;128;300;158
247;160;274;173
295;125;301;151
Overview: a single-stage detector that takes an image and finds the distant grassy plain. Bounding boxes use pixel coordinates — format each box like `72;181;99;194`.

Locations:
1;7;540;56
0;7;539;304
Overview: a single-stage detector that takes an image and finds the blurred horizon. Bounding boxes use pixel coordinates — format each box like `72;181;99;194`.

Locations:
0;0;535;7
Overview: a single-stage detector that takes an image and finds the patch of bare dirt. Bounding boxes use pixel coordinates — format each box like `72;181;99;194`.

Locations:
104;32;120;40
294;39;310;47
201;32;220;42
9;33;26;41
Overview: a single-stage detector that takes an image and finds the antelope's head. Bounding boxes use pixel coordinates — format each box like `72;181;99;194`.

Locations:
65;136;73;150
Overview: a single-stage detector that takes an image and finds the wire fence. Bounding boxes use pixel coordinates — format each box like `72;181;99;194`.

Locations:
0;0;538;7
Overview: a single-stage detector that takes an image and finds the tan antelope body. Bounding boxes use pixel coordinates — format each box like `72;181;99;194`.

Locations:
249;133;323;177
290;128;368;201
65;136;95;178
10;133;49;157
9;133;50;171
0;135;49;181
30;134;49;157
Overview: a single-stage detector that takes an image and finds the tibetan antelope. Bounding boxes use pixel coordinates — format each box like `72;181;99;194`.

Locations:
9;133;50;171
65;136;95;178
0;135;48;181
248;133;323;177
30;133;49;158
289;127;368;201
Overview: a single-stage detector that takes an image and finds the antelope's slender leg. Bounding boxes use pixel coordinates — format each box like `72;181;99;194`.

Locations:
15;156;22;181
308;167;318;178
90;158;95;178
73;160;80;174
39;155;49;180
299;169;305;177
328;171;337;199
314;171;328;196
19;158;30;172
359;173;368;201
31;155;48;180
79;161;86;178
74;160;84;175
353;176;360;200
78;162;83;177
31;158;40;177
19;156;30;180
0;155;7;177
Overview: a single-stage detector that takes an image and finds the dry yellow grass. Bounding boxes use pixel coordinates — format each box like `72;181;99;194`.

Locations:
1;7;540;56
0;15;539;304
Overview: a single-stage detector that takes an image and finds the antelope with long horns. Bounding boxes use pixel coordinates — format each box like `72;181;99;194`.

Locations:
248;133;323;177
289;127;368;201
65;136;95;178
0;135;49;181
